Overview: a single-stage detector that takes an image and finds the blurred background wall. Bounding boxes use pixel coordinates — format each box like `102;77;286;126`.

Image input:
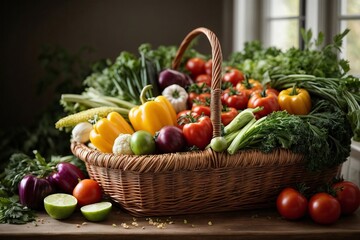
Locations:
0;0;233;127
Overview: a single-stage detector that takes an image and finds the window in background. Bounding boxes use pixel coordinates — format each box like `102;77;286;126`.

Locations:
339;0;360;75
263;0;305;50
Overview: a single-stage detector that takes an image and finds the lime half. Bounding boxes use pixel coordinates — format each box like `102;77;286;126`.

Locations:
80;202;112;222
44;193;77;220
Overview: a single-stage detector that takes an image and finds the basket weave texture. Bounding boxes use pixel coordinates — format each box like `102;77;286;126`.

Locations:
71;27;340;216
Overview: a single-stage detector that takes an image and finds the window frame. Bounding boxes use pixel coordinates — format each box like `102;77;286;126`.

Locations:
261;0;306;49
232;0;360;74
233;0;338;51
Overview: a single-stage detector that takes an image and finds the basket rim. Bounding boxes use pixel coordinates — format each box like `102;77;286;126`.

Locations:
71;141;304;173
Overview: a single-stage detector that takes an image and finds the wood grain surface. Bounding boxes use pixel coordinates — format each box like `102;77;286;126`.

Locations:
0;207;359;240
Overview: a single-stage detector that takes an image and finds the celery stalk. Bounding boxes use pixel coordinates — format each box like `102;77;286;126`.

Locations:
227;118;257;155
224;107;261;134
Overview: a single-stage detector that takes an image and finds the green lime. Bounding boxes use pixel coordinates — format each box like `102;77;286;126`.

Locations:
44;193;77;220
130;130;156;155
80;202;112;222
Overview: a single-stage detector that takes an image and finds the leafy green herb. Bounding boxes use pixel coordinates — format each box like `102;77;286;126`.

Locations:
299;100;353;171
227;111;309;154
227;100;352;171
228;29;351;80
0;195;36;224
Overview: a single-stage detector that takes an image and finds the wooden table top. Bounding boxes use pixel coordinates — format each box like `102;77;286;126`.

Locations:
0;207;359;240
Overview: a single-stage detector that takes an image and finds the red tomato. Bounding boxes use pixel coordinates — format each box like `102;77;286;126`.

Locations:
221;107;238;126
176;110;200;130
308;192;341;225
221;88;248;110
265;87;279;96
190;92;211;108
276;187;308;220
183;115;213;150
73;179;102;207
196;74;211;87
236;79;263;98
223;68;245;87
332;181;360;215
186;57;206;77
248;89;280;119
192;105;211;117
205;59;212;76
196;92;211;102
187;84;211;108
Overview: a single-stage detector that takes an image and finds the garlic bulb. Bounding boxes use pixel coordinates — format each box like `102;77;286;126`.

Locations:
71;122;93;143
162;84;188;113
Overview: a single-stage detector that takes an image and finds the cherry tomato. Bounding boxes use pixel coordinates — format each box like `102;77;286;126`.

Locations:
196;74;211;87
332;181;360;215
308;192;341;225
276;187;308;220
205;59;212;76
73;179;102;207
186;57;206;77
223;68;245;86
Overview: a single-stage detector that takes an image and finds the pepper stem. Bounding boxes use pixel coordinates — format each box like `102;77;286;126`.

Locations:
140;85;153;104
290;83;298;96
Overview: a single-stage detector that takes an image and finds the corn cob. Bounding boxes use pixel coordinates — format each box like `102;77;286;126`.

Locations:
55;106;131;129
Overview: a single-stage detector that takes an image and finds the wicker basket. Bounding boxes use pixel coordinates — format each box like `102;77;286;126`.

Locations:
71;27;341;217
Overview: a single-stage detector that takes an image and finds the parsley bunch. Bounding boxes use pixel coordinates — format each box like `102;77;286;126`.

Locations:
0;195;36;224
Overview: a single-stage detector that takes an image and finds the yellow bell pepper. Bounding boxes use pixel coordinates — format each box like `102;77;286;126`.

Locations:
89;111;134;153
278;85;311;115
129;85;177;136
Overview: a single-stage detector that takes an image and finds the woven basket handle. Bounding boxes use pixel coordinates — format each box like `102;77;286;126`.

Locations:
172;27;223;138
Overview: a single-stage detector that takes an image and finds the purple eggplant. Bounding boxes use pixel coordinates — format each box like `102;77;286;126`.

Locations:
19;175;54;210
47;162;85;194
155;126;186;153
158;69;192;90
